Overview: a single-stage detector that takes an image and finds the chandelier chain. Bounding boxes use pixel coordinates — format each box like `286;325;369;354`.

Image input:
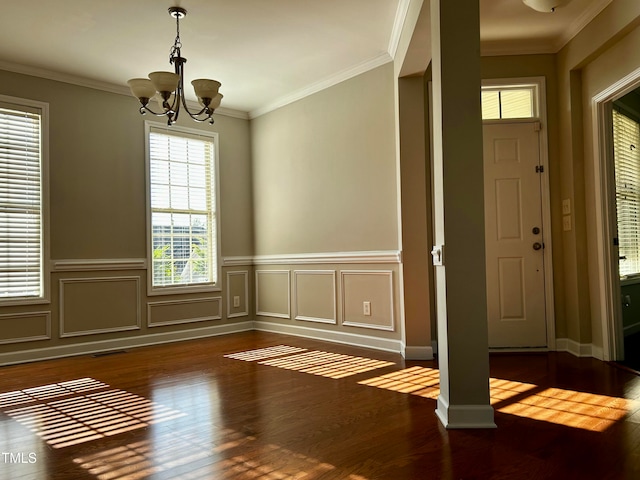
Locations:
170;14;182;63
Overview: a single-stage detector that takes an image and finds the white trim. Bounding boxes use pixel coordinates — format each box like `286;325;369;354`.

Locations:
222;256;254;267
402;345;434;360
555;338;604;360
253;320;402;354
252;250;401;265
591;66;640;362
224;251;401;266
255;270;291;319
435;396;496;429
293;270;337;325
52;258;147;272
389;0;412;59
0;321;254;367
147;297;222;327
0;311;51;345
341;270;395;332
554;0;614;53
226;271;249;319
250;54;392;119
59;276;141;338
482;77;556;350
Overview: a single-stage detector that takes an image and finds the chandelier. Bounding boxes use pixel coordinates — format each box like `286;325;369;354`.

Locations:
127;6;222;125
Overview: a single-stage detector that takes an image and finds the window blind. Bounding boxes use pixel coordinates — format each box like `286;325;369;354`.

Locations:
613;109;640;277
481;88;535;120
149;128;216;288
0;105;43;298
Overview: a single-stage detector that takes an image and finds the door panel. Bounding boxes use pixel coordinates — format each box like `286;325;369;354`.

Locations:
484;122;546;348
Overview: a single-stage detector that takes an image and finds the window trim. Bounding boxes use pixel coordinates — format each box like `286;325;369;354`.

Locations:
144;121;221;296
0;94;50;306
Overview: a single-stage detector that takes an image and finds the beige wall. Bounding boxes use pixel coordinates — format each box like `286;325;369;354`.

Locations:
249;63;404;347
398;74;434;352
250;63;399;255
557;0;640;353
0;69;254;362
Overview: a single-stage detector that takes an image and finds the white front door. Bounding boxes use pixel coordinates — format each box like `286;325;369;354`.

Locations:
483;122;547;348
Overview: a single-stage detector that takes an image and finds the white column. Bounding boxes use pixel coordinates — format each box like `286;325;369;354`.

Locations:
430;0;495;429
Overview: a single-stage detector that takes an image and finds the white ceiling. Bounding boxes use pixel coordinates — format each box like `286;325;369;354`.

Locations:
0;0;612;118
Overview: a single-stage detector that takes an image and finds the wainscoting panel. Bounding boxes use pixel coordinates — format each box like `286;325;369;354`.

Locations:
227;271;249;319
256;270;291;319
60;277;141;338
293;270;337;324
148;297;222;327
0;311;51;345
341;270;394;331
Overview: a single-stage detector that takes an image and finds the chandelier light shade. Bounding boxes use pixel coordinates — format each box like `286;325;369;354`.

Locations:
127;6;222;125
522;0;572;12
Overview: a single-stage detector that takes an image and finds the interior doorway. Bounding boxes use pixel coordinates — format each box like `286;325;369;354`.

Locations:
592;67;640;363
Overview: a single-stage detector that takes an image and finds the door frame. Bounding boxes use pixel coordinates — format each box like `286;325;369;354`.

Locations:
482;76;556;350
592;67;640;361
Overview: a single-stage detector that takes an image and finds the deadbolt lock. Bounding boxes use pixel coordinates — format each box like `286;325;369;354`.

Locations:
532;227;541;235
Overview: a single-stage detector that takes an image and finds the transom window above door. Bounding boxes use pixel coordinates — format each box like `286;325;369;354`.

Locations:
481;86;537;120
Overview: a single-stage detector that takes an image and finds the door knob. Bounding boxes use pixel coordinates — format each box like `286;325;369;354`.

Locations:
533;242;543;251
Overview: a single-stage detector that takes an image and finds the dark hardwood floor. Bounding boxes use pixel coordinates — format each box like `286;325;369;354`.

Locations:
1;331;640;479
620;331;640;373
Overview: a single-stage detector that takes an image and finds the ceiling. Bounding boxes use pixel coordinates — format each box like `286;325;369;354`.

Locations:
0;0;612;118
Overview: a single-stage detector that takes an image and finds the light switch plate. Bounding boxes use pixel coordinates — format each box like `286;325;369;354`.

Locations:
562;199;571;215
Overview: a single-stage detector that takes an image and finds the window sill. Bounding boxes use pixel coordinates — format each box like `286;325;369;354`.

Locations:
147;284;221;297
0;297;50;307
620;275;640;286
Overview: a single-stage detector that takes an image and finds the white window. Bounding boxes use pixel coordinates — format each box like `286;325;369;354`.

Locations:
146;123;220;293
613;108;640;277
481;86;536;120
0;96;48;303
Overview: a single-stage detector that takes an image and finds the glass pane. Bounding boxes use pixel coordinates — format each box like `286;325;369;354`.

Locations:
500;89;533;119
481;91;500;120
613;110;640;277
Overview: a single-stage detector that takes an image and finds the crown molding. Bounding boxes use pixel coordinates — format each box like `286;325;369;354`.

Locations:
554;0;614;52
249;53;393;119
389;0;413;59
0;60;249;120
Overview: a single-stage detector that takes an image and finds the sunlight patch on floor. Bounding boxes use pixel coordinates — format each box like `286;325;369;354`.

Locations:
226;345;395;379
0;378;186;449
358;366;441;398
224;345;307;361
73;428;359;480
497;387;631;431
358;367;633;432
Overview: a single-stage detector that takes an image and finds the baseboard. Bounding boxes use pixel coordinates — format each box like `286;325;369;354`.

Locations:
403;345;434;360
253;320;403;354
435;395;497;429
555;338;603;359
0;321;254;367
